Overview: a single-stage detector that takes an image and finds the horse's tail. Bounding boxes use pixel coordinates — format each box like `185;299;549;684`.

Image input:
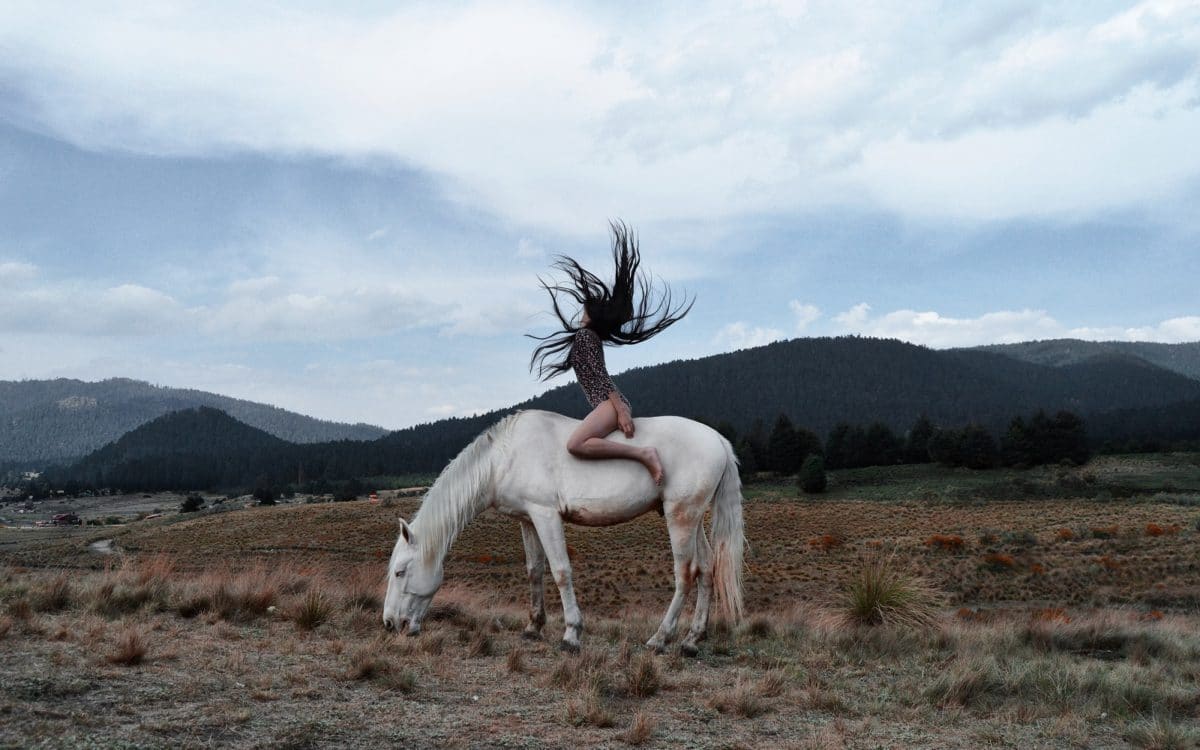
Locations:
710;436;745;623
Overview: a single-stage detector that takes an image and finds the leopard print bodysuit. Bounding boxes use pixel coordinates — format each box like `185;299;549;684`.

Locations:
569;327;630;410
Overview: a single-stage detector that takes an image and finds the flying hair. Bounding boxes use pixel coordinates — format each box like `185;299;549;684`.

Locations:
527;221;694;381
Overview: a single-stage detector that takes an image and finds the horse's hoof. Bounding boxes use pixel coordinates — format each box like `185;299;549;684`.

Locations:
521;629;543;642
645;640;666;655
559;640;581;654
680;642;700;658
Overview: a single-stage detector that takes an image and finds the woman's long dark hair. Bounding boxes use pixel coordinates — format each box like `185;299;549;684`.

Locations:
528;221;693;381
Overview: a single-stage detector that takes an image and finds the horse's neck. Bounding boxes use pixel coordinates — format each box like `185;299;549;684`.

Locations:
410;438;495;563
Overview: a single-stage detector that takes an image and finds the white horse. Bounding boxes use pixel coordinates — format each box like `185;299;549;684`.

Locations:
382;409;745;655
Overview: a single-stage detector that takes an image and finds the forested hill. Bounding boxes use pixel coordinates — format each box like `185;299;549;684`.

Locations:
377;336;1200;472
45;336;1200;490
65;407;294;490
972;339;1200;381
522;337;1200;435
0;377;387;466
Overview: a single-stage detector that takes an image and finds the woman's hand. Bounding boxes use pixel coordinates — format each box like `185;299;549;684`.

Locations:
612;395;634;438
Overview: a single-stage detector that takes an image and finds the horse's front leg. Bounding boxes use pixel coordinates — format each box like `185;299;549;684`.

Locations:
519;520;547;640
528;511;584;653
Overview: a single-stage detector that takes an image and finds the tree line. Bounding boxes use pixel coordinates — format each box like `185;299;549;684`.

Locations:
719;408;1091;482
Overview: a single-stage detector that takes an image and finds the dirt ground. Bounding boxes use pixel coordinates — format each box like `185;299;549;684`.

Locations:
2;455;1199;748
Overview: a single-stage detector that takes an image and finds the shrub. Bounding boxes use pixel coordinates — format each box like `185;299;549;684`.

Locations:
1056;528;1075;541
837;554;940;628
1001;530;1037;547
798;455;827;493
808;533;843;553
924;534;965;552
180;495;204;513
1145;523;1181;537
981;553;1018;573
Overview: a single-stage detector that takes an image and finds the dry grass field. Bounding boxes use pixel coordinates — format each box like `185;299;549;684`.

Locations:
2;454;1199;748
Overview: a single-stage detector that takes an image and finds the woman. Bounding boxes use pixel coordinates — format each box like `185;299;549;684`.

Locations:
529;222;692;484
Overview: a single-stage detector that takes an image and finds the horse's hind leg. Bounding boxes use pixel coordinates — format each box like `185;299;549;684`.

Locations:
679;531;713;657
646;504;702;654
519;520;547;640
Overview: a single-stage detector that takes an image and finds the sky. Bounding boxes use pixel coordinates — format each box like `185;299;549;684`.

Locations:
1;1;1198;429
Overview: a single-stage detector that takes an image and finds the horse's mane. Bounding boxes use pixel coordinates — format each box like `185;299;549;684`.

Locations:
411;412;520;565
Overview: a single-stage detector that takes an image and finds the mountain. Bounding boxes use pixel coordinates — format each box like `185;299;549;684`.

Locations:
972;339;1200;382
0;377;387;466
44;336;1200;491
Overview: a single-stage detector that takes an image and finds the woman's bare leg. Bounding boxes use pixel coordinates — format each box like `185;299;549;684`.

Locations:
567;402;664;483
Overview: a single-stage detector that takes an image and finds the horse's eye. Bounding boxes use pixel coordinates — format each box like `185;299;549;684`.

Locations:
395;569;405;578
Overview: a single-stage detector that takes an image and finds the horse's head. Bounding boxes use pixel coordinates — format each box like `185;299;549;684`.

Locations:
382;518;444;636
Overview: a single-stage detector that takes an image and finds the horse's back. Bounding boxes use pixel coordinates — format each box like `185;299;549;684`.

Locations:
501;410;731;500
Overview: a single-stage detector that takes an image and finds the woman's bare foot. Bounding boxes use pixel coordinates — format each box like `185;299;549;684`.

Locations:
642;447;664;485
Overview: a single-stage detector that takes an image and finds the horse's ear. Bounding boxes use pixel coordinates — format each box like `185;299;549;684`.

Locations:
399;518;414;545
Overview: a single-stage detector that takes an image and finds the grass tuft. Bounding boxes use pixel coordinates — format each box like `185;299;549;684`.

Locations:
622;710;656;746
293;589;333;631
505;647;526;674
837;554;940;628
467;630;494;658
564;687;615;728
709;678;769;718
32;575;72;613
107;627;148;666
624;651;661;698
1125;714;1199;749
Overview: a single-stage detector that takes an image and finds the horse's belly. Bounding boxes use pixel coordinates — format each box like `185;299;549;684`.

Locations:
560;493;660;527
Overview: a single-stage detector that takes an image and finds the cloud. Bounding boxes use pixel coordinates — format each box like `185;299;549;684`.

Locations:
1069;316;1200;343
516;238;545;259
0;278;189;337
834;303;873;328
712;322;785;351
832;305;1200;348
789;300;820;331
2;2;1197;229
0;261;37;281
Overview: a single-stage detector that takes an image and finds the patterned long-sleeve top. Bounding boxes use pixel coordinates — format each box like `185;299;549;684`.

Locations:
569;327;629;409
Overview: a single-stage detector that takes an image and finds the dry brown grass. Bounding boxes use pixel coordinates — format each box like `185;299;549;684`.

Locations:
836;553;941;628
505;646;526;673
709;677;770;718
3;473;1200;748
106;626;148;666
624;651;661;698
292;588;333;630
622;710;656;746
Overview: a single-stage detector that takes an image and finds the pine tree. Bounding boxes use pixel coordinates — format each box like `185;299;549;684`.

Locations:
904;415;935;464
767;414;802;474
798;454;827;494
